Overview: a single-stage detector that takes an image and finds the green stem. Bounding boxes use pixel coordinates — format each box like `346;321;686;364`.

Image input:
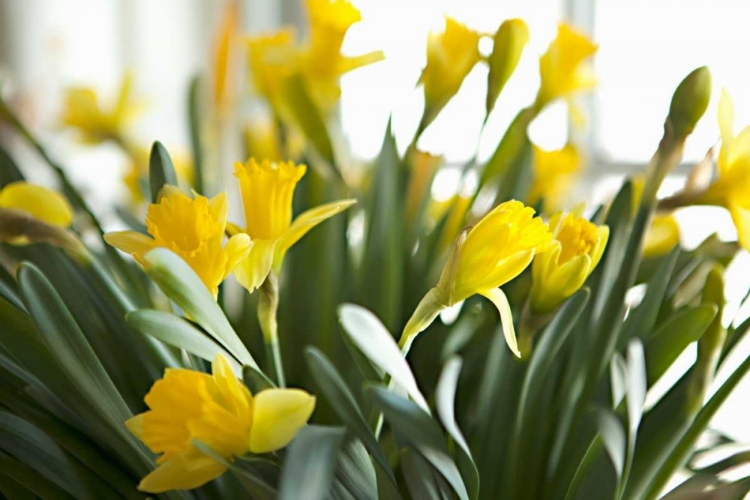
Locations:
258;272;285;387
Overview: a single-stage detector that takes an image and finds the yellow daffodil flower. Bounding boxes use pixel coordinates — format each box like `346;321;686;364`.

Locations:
643;214;680;258
0;181;75;246
530;210;608;314
401;200;551;356
212;0;239;114
61;73;140;144
231;159;355;292
529;143;582;212
0;181;73;230
405;150;442;223
699;90;750;251
419;17;481;129
247;28;299;111
105;187;251;299
302;0;384;110
122;147;194;205
536;23;597;109
127;353;315;493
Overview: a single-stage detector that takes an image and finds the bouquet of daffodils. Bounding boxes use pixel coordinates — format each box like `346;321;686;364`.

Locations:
1;1;750;498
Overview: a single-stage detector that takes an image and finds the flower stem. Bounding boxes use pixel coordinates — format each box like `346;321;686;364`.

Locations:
258;272;286;387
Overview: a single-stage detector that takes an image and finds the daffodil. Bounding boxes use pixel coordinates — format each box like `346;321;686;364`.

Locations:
529;143;581;212
247;28;299;112
0;181;76;249
0;181;73;231
419;17;482;130
699;90;750;251
535;23;597;109
486;18;529;114
61;73;140;144
302;0;384;110
105;187;251;298
530;210;608;314
127;353;315;493
211;0;239;114
400;200;551;356
231;158;355;293
643;214;680;258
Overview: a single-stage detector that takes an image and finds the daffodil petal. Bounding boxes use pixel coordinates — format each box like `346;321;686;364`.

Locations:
125;413;145;439
277;199;356;260
467;249;535;294
0;182;74;227
223;234;253;281
248;388;316;454
590;226;610;270
643;215;680;258
478;288;520;358
104;231;154;263
719;89;735;146
207;191;229;226
233;238;276;293
730;204;750;253
137;447;227;493
548;254;591;299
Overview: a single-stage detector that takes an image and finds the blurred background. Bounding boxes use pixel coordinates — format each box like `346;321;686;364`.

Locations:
2;0;750;456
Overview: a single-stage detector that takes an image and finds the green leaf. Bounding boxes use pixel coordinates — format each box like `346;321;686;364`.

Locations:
594;408;626;481
0;145;25;187
16;264;149;470
149;141;178;203
400;447;454;500
0;452;74;499
192;442;277;500
281;73;336;167
435;356;479;500
338;304;429;412
304;347;396;485
278;425;346;500
367;386;469;500
644;304;717;386
620;339;647;500
127;309;241;372
331;439;380;500
0;412;92;499
361;119;402;331
142;248;258;368
242;365;276;393
620;247;681;348
188;75;205;194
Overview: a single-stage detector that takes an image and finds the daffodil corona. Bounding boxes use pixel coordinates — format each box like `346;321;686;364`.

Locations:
231;158;355;293
105;187;251;298
530;210;608;314
127;354;315;493
400;200;551;356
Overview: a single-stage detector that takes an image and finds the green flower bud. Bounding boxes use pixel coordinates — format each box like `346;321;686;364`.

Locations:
668;66;711;137
486;19;529;115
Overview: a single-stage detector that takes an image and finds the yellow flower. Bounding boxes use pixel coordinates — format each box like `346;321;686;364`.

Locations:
247;28;299;111
700;90;750;251
530;210;609;314
0;182;73;230
122;147;194;205
127;354;315;493
231;159;355;292
61;73;140;144
536;23;597;108
643;214;680;258
302;0;384;110
212;0;239;114
401;200;551;355
0;181;75;246
529;143;582;212
105;187;251;298
486;18;529;113
420;17;481;127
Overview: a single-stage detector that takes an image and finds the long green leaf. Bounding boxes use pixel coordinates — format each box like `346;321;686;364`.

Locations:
367;386;469;500
278;426;346;500
142;248;258;368
149;141;178;202
305;347;396;485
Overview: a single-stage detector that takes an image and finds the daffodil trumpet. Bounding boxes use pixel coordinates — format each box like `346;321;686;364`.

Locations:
399;200;551;357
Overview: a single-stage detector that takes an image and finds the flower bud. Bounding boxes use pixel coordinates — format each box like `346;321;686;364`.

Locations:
667;66;711;138
486;19;529;115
